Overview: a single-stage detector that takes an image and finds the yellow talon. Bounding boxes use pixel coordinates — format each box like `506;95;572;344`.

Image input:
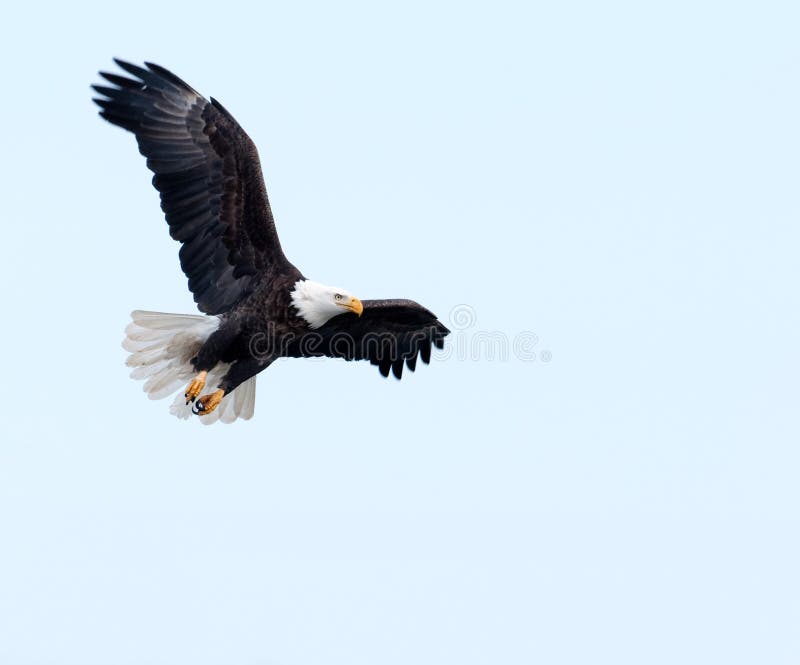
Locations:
184;371;207;404
193;389;225;416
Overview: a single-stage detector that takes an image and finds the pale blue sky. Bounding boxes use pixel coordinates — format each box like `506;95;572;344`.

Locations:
2;1;799;663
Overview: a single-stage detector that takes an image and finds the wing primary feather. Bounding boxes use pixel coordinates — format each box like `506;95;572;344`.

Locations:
391;359;404;380
113;58;182;93
92;84;131;98
421;340;432;365
99;71;142;89
145;62;200;94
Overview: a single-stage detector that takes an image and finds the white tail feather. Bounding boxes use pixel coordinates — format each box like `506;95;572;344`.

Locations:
124;310;256;424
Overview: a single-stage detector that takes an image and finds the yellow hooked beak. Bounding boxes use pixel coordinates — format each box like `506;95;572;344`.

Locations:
342;296;363;316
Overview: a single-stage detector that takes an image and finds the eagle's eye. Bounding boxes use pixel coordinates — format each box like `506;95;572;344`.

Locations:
335;294;343;301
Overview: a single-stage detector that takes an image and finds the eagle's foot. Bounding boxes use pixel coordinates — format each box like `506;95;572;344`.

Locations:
184;371;207;404
192;389;225;416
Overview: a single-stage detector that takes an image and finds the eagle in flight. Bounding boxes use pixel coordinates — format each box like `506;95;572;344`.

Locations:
93;60;449;424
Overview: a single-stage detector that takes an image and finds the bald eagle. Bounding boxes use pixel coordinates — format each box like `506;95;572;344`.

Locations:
93;60;449;424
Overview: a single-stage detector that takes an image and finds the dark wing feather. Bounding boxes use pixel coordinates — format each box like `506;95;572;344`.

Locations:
316;299;450;379
92;60;296;314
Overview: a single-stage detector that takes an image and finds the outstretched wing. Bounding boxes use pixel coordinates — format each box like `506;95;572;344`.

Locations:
92;59;297;314
317;300;450;379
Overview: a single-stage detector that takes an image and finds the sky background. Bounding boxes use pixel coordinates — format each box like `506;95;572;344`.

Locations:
2;1;799;663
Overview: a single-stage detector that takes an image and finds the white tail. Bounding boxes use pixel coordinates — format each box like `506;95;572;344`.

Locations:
123;310;256;424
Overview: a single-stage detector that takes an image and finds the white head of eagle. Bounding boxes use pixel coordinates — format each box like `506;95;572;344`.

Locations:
290;279;364;329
